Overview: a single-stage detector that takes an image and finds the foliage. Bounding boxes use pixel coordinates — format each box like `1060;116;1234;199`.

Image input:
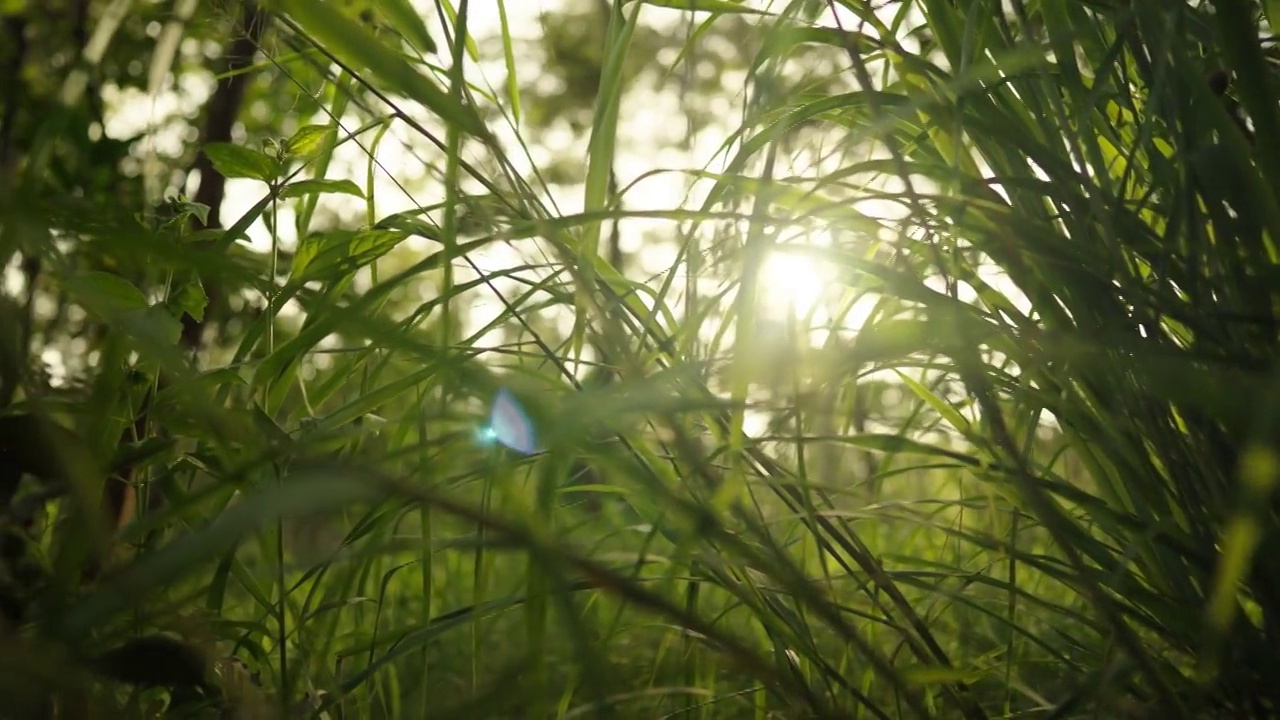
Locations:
0;0;1278;719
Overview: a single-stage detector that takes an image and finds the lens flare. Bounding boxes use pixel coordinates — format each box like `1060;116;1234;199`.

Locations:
480;389;538;455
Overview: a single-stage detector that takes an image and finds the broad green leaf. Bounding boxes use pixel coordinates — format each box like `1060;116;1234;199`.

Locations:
116;308;184;348
279;178;365;199
62;272;183;349
290;229;408;283
203;142;279;181
60;271;149;314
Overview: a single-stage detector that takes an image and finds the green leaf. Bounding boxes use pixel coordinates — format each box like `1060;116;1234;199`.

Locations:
375;0;437;54
61;272;183;348
203;143;279;181
116;308;185;348
374;211;443;241
290;229;408;283
172;280;208;322
275;0;488;138
284;124;333;159
279;178;365;200
61;271;150;314
161;197;210;226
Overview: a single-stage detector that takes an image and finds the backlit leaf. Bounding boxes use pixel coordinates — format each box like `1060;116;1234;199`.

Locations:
202;143;279;181
279;178;365;200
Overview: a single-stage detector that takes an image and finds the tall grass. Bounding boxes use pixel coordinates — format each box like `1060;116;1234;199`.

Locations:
1;0;1278;718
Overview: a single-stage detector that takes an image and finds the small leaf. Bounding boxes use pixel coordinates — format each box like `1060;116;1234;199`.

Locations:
374;210;443;241
203;143;279;181
284;124;333;159
172;280;208;322
279;178;365;200
161;197;210;226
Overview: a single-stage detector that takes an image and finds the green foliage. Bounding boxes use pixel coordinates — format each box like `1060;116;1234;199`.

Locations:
0;0;1279;719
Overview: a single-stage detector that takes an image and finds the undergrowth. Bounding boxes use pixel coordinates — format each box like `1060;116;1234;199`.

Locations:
0;1;1279;719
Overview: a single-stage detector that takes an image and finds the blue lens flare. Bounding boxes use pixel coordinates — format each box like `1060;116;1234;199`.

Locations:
481;389;538;455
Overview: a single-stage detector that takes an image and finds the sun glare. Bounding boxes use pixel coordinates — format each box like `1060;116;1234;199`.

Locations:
758;246;832;321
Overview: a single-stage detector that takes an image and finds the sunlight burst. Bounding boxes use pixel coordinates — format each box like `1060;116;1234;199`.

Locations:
757;246;832;320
